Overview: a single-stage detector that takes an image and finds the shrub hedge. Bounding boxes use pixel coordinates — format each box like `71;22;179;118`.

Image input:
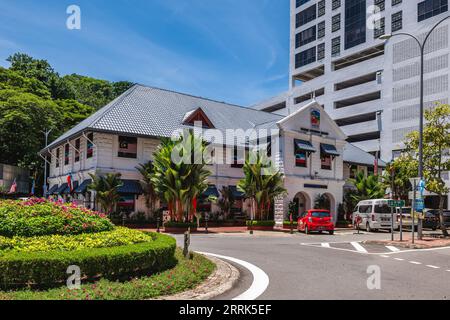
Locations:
0;198;114;237
246;220;275;227
0;233;176;290
164;222;198;229
0;227;154;253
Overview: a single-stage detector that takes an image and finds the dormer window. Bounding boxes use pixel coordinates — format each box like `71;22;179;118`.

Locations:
183;108;215;129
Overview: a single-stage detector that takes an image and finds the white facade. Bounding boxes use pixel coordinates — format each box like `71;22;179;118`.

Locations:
46;101;349;224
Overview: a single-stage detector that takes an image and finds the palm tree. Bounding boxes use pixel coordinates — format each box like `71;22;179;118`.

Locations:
238;152;287;221
348;171;386;203
88;173;123;217
218;186;236;219
136;161;158;216
314;194;331;210
151;133;210;222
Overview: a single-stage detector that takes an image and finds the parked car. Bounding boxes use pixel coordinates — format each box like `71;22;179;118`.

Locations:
352;199;399;232
396;207;418;230
424;209;450;230
298;210;334;235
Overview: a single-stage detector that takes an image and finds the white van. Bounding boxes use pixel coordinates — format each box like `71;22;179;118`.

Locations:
352;199;399;232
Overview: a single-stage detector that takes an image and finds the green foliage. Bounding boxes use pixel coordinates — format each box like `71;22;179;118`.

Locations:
347;171;386;203
151;134;211;222
217;186;236;218
88;173;123;216
163;222;198;229
383;154;418;200
314;194;331;210
246;220;275;227
0;227;152;253
238;152;287;221
0;232;176;290
0;249;214;300
0;198;114;238
137;161;158;214
404;103;450;236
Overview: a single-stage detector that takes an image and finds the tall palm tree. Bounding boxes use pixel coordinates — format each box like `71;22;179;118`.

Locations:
348;171;385;203
136;161;158;216
151;133;210;222
238;152;287;221
218;186;236;219
88;173;123;217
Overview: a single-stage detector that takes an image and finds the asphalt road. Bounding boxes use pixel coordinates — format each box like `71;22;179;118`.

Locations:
174;231;450;300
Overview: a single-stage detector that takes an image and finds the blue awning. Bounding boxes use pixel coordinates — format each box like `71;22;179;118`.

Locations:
48;184;59;195
118;180;143;195
229;186;245;199
74;179;92;194
62;181;79;195
56;183;68;195
321;144;340;157
201;185;220;198
295;139;316;153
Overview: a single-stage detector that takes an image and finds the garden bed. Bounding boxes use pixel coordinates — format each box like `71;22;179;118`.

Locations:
246;220;275;231
0;249;215;300
164;222;198;234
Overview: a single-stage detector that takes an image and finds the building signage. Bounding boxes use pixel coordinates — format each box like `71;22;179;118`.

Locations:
311;109;321;129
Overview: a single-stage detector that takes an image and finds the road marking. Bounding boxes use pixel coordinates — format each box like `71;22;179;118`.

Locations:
426;265;440;269
410;261;422;265
380;255;390;258
321;243;330;248
350;242;368;253
395;258;405;261
197;252;269;301
386;246;400;252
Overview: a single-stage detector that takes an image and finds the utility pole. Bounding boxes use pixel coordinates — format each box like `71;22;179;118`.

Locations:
42;128;53;198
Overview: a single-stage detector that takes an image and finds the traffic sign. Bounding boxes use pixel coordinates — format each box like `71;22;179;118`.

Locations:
388;200;405;208
415;198;424;212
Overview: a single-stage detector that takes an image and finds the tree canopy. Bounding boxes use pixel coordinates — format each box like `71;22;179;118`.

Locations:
0;52;134;194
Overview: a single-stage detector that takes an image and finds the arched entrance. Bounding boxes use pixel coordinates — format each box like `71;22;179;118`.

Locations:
314;193;336;212
293;192;311;218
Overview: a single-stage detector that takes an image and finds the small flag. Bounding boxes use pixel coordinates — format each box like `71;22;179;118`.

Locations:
67;174;74;193
31;179;35;196
9;178;17;194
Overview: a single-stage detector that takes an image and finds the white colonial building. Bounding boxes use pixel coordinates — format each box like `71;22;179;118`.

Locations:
41;85;383;226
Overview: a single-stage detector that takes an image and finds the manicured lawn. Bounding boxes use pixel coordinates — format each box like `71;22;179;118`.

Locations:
0;249;215;300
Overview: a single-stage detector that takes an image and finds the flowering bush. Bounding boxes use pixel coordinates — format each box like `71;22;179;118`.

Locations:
0;227;153;253
0;198;114;237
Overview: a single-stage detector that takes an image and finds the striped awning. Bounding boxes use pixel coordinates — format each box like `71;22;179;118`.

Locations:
321;144;340;157
295;139;316;153
201;185;220;198
118;180;143;195
56;183;68;195
74;179;92;194
229;186;245;199
48;184;59;195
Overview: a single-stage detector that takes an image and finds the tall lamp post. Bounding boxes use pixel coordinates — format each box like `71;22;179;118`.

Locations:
42;128;53;198
380;16;450;239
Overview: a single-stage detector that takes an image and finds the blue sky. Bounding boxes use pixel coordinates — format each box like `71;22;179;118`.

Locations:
0;0;290;106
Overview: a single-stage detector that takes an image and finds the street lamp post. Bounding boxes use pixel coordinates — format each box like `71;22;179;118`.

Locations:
42;128;53;198
380;16;450;239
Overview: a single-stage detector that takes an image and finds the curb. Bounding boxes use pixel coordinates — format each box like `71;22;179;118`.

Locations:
363;240;449;249
156;255;240;300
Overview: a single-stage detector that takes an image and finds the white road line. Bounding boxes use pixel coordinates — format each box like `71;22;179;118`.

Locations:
351;242;368;253
426;265;440;269
321;243;330;248
410;261;422;265
386;246;401;252
395;258;405;261
197;252;269;301
380;255;390;258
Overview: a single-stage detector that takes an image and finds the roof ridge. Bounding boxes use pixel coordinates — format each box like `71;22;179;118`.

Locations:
134;83;282;117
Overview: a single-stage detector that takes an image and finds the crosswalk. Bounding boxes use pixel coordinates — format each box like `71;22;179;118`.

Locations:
300;241;406;255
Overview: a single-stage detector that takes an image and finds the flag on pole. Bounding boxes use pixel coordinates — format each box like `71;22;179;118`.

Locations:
31;179;35;196
67;174;74;193
9;178;17;194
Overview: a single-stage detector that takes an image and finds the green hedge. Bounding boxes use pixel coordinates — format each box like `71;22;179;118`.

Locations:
0;198;114;237
246;220;275;227
164;222;198;229
0;233;176;290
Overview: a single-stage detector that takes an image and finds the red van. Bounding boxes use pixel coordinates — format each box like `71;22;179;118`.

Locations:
298;210;334;235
